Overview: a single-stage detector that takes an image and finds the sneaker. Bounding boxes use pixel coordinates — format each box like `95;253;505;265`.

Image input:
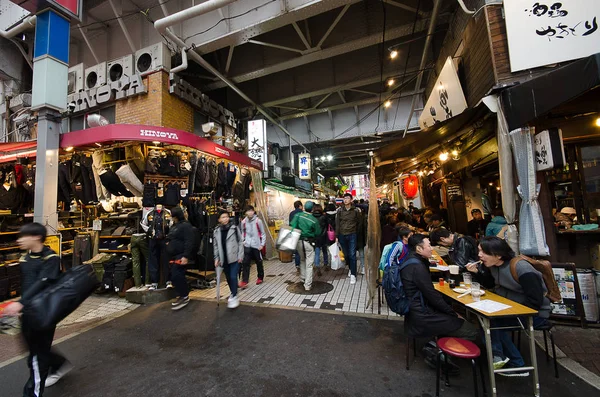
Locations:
348;270;351;277
171;296;190;311
238;281;248;289
498;369;530;377
171;297;181;306
256;278;263;285
166;281;174;289
493;356;510;370
305;286;312;291
148;283;158;291
45;361;74;387
227;295;240;309
350;275;356;285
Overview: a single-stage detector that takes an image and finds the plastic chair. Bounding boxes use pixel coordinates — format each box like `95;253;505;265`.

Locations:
436;337;487;397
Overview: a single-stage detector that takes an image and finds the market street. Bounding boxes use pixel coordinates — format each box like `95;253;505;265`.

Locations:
0;302;596;397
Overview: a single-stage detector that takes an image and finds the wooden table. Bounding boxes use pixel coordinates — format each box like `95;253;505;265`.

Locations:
429;250;448;273
434;283;540;397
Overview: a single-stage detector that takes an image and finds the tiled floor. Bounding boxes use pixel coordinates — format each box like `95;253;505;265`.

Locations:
189;259;399;318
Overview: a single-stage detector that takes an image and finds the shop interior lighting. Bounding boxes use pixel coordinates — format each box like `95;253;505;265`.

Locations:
451;149;460;161
439;152;449;162
596;117;600;127
417;170;424;177
65;147;74;152
489;182;494;186
384;100;392;108
390;50;398;59
326;155;333;161
94;143;102;147
369;151;374;157
496;186;501;191
152;141;161;145
387;79;395;87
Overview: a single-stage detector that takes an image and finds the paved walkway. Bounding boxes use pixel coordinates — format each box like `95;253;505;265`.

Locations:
0;302;596;397
552;324;600;376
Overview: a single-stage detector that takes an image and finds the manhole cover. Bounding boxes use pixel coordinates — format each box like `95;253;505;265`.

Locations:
286;281;333;295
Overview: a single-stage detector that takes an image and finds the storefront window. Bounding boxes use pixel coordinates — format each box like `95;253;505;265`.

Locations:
581;145;600;220
69;106;115;131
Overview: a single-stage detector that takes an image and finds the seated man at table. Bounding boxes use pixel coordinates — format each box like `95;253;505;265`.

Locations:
466;236;551;376
401;234;478;342
429;228;478;269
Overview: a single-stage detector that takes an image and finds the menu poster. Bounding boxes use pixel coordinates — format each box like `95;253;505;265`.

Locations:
446;184;463;201
550;265;581;319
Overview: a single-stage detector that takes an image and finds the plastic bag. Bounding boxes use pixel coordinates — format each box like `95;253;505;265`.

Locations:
329;244;343;270
276;226;301;252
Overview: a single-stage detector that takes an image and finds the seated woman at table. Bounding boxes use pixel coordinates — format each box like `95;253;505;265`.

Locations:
401;234;479;341
466;237;551;376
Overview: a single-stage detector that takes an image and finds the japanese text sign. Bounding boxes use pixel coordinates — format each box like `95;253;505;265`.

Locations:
299;153;311;180
505;0;600;72
247;119;268;171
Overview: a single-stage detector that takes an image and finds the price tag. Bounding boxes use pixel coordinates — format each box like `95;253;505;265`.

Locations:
93;219;102;231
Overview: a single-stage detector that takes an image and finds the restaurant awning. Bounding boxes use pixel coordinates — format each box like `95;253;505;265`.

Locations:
0;141;37;163
60;124;263;170
501;53;600;131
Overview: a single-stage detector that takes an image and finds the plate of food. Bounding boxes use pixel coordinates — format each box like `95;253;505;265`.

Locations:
452;288;469;294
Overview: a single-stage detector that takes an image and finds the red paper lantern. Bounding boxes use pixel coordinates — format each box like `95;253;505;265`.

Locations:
402;175;419;199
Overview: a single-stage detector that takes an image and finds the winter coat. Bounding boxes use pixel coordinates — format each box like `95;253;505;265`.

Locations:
448;234;479;269
467;218;489;238
357;209;367;249
289;208;303;224
400;253;464;338
291;211;322;240
213;222;244;265
485;216;508;237
241;215;267;249
19;247;61;307
380;224;398;252
166;220;196;260
336;205;361;236
312;212;330;248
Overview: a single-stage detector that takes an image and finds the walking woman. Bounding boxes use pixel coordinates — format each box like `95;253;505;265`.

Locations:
214;210;244;309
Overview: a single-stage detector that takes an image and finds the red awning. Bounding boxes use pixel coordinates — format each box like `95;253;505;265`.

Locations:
0;141;37;164
60;124;263;170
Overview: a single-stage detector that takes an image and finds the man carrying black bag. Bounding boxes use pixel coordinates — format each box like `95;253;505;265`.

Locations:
2;223;73;396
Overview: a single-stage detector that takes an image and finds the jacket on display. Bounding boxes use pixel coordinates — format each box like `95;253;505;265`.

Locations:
213;222;244;265
207;159;217;188
226;163;236;195
164;183;181;207
142;182;157;207
335;205;361;236
99;169;134;197
115;164;144;197
241;215;267;249
195;157;207;192
166;220;196;260
92;150;110;201
58;162;73;204
448;234;479;269
141;208;172;240
400;253;464;338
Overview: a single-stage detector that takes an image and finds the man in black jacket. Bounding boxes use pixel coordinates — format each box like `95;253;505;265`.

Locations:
166;207;195;310
467;209;489;239
429;228;479;269
401;234;478;341
2;223;73;395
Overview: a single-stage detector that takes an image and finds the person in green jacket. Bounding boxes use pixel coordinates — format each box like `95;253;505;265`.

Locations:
291;201;322;291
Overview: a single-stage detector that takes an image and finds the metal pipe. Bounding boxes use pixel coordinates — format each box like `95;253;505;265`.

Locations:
154;0;237;35
170;47;188;73
402;0;442;138
158;0;170;17
0;15;36;39
77;24;100;64
108;0;137;53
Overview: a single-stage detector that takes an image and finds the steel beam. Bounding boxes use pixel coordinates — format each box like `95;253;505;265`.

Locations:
247;39;304;54
383;0;427;17
225;45;235;74
316;4;350;48
203;15;447;90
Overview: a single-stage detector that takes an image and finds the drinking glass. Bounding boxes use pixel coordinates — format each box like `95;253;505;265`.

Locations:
471;282;481;302
463;272;472;287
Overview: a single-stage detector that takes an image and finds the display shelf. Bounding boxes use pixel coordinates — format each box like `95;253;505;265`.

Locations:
99;249;130;253
99;235;132;239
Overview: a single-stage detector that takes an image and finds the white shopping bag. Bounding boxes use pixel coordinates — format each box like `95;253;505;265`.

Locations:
329;244;343;270
276;226;301;252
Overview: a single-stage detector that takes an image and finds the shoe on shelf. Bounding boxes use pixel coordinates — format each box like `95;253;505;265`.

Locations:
171;296;190;311
239;281;249;289
493;356;510;370
45;361;74;387
256;278;263;285
148;283;158;291
350;275;356;285
166;281;174;289
227;295;240;309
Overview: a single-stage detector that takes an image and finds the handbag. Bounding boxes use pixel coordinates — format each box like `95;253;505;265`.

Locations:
327;225;335;243
276;226;301;252
23;264;100;331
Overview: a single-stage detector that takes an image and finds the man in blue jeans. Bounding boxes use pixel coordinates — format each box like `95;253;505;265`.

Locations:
335;193;362;285
289;200;303;274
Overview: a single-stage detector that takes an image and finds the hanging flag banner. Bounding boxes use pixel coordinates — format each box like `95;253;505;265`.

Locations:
418;57;467;129
299;153;311;180
504;0;600;72
247;120;267;171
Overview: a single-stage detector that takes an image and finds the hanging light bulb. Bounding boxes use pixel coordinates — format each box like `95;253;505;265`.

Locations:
387;79;395;87
439;152;449;162
384;100;392;108
451;149;460;161
418;170;424;177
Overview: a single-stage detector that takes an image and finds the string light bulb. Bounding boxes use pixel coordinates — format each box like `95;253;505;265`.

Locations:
384;100;392;108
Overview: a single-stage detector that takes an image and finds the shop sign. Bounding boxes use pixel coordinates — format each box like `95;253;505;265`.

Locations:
298;153;311;180
140;129;179;140
66;74;147;113
534;128;566;171
282;175;312;193
504;0;600;72
169;74;236;128
247;120;268;171
418;57;467;129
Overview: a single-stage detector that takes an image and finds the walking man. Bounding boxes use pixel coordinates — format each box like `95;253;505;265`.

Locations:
291;201;321;291
336;193;362;284
240;205;267;288
166;207;195;310
2;223;73;395
289;200;303;274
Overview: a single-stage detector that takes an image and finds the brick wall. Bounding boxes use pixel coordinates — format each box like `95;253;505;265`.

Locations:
115;71;193;132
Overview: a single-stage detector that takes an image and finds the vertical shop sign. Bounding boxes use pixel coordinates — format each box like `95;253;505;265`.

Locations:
247;120;267;171
534;128;566;171
418;57;468;129
504;0;600;72
299;153;311;180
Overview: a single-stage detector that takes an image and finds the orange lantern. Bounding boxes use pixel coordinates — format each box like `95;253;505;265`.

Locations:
402;175;419;199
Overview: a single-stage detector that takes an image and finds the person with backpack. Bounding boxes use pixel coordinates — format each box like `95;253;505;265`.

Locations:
240;205;267;288
400;234;478;341
214;210;244;309
2;223;73;395
429;228;479;269
165;207;195;311
466;236;552;376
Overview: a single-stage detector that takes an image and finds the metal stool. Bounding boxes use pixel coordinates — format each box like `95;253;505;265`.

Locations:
405;336;417;370
436;337;487;397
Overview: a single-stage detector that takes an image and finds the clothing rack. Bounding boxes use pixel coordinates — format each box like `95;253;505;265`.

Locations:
144;175;189;184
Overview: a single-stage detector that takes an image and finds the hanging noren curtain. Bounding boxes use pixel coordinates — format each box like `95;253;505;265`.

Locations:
366;158;381;310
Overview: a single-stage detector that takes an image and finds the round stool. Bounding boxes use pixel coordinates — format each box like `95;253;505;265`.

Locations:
436;337;487;397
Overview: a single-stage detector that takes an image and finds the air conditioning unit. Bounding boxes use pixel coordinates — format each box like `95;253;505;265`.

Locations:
107;54;133;82
68;63;85;94
84;62;107;90
135;43;171;75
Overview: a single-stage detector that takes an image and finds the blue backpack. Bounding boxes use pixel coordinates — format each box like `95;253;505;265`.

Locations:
381;243;420;315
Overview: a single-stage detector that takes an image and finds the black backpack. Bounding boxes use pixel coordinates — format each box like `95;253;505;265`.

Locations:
382;257;421;315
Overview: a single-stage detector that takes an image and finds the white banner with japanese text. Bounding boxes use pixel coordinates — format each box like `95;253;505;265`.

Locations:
247;120;268;171
298;153;311;180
